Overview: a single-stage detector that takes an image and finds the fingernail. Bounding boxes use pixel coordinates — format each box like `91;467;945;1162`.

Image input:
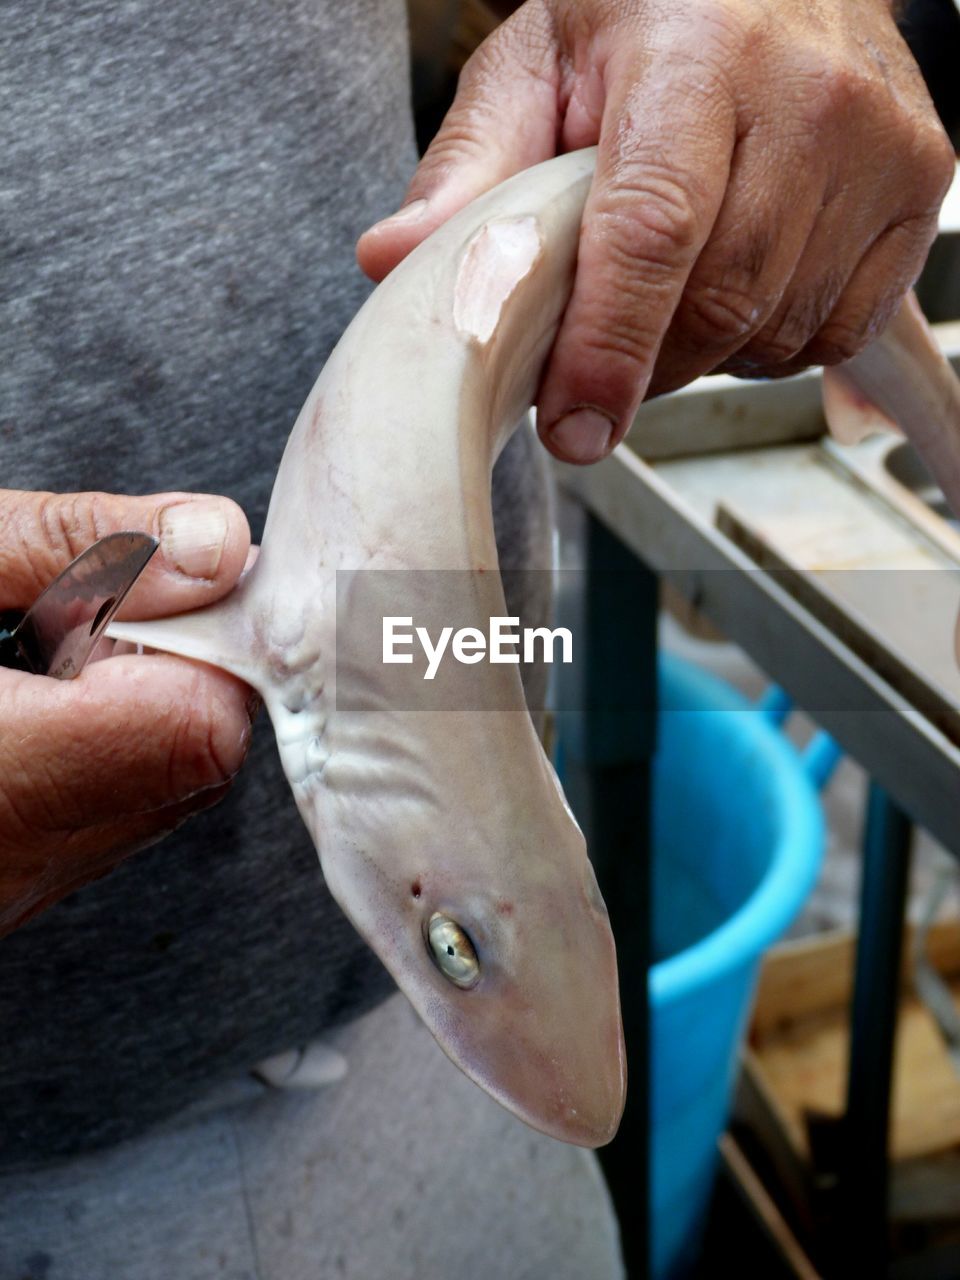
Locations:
547;408;615;464
372;198;428;230
160;500;229;580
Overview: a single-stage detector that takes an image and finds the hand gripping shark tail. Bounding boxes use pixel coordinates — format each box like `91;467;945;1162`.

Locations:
110;148;960;1149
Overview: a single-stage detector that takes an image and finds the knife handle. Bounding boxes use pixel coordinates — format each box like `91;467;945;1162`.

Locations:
0;611;39;674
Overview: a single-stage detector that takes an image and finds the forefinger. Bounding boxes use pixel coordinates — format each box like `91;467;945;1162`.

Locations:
537;50;736;463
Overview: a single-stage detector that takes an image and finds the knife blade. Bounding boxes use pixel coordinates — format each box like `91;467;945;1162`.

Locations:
0;532;159;679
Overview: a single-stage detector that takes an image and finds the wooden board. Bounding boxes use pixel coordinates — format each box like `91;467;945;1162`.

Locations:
754;923;960;1036
721;504;960;747
716;501;960;747
750;925;960;1166
656;436;960;746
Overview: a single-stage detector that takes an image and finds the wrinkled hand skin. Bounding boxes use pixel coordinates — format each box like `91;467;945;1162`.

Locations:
0;488;255;937
359;0;955;464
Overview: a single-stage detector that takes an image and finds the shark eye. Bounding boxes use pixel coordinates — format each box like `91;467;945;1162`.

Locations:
427;913;480;989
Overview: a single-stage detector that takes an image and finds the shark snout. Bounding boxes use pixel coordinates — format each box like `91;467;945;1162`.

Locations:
414;877;627;1149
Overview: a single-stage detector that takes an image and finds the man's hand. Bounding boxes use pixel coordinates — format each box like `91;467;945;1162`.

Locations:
0;488;254;936
358;0;955;463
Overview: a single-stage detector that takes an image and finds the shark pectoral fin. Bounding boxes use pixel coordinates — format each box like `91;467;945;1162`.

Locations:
106;594;260;687
821;365;900;446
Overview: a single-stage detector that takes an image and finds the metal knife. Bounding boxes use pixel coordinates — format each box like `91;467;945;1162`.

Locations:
0;532;159;679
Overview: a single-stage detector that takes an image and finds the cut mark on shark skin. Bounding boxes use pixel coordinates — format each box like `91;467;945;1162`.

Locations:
453;217;543;346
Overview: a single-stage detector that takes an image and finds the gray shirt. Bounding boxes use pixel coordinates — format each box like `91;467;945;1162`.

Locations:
1;0;552;1170
0;0;421;1167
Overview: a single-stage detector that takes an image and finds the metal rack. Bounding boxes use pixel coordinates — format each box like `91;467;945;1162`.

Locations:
556;331;960;1277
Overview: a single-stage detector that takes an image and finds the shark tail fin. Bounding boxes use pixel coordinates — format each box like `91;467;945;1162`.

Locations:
107;588;262;690
821;365;900;446
821;294;960;516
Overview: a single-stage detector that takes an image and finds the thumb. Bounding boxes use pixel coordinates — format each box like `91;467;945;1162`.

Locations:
356;15;559;283
0;489;251;616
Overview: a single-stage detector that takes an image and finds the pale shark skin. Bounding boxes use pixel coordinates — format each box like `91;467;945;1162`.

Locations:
109;146;960;1150
823;292;960;516
111;148;627;1149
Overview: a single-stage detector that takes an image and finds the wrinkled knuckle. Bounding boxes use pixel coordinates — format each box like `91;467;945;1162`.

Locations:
36;491;110;562
637;183;702;259
670;0;760;61
456;36;503;92
422;77;509;175
22;494;86;592
596;174;702;273
754;276;844;366
574;315;655;377
677;280;765;353
731;4;771;58
36;492;83;556
741;321;805;366
750;339;801;369
700;0;747;45
808;317;873;367
452;19;554;112
790;54;862;131
787;77;831;134
478;11;556;88
822;61;871;114
422;115;489;172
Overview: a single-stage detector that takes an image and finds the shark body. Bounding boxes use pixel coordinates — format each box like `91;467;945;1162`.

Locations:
110;148;960;1148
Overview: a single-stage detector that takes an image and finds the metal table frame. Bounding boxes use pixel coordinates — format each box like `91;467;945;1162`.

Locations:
558;445;960;1278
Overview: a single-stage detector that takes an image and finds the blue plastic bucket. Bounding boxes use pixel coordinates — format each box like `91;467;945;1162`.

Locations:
649;654;825;1278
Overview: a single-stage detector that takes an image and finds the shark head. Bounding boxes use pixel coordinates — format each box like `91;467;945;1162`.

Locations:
312;708;627;1149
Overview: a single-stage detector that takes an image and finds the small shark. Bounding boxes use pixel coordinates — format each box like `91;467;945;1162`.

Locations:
110;147;960;1149
110;149;625;1148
